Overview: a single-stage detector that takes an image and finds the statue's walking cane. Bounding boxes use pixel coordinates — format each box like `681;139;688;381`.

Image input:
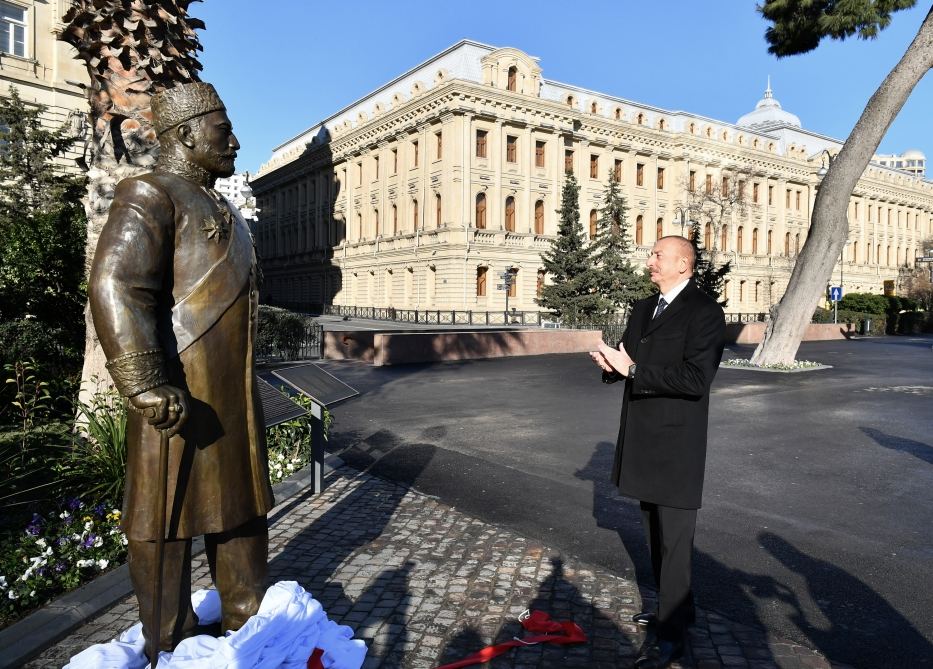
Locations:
149;425;170;669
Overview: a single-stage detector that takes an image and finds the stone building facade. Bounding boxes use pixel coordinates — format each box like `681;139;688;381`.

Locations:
251;40;933;315
0;0;89;170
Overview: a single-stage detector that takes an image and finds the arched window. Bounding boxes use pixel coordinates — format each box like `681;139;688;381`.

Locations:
656;218;663;241
795;233;801;255
590;101;598;114
435;194;442;227
739;281;745;302
721;224;728;251
614;108;622;120
704;223;712;249
534;200;544;235
736;226;744;253
589;209;598;239
785;232;791;256
689;122;696;134
374;208;380;236
636;215;644;245
412;198;419;230
636;113;645;125
755;281;761;302
537;270;545;297
507;66;517;92
356;212;363;240
567;95;575;107
505;196;516;232
475;193;486;229
752;228;758;254
753;138;759;149
852;241;859;263
392;204;398;235
767;229;772;254
658;118;666;131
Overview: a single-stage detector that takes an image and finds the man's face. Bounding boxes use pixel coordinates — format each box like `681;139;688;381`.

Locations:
646;237;689;293
190;110;239;178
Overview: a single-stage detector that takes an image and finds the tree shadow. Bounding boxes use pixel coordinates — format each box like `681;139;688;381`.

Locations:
860;426;933;465
436;557;636;668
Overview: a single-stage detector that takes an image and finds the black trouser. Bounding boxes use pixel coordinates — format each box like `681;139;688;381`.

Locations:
640;501;697;641
128;515;269;652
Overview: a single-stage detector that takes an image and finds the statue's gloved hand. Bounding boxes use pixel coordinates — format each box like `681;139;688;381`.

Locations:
129;385;189;437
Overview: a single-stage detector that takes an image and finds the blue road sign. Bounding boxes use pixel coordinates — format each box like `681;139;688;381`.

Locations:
829;286;843;302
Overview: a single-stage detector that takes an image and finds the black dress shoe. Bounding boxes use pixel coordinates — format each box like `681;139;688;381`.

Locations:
635;637;684;669
632;611;657;626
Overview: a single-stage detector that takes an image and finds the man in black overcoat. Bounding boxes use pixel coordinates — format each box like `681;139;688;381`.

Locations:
590;235;725;669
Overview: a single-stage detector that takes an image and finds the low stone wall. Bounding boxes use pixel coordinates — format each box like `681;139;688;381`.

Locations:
726;321;859;344
324;329;603;366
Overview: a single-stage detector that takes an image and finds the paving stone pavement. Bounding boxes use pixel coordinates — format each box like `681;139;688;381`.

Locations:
23;467;847;669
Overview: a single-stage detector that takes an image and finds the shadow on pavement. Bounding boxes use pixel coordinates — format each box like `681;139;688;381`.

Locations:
436;557;635;668
758;532;933;668
574;442;656;609
268;438;428;666
860;426;933;465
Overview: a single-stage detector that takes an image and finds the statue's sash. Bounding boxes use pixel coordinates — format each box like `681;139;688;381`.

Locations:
167;205;254;358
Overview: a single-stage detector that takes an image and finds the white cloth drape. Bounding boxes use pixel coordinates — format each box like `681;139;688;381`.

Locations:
64;581;367;669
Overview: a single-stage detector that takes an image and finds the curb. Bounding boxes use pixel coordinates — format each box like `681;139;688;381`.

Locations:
0;454;344;669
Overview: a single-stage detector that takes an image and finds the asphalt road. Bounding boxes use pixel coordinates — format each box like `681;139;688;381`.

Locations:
317;335;933;668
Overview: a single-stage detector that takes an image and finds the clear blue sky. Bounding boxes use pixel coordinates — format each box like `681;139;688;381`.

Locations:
193;1;932;176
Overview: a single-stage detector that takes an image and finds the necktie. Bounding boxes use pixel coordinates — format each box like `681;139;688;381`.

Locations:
653;297;668;319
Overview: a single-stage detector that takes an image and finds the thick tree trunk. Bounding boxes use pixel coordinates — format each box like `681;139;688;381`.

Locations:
752;7;933;366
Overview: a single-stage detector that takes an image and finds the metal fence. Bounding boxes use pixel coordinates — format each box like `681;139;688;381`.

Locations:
324;304;548;326
256;317;323;362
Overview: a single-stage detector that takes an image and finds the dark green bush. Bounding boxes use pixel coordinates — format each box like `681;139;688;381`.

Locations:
838;292;887;315
812;307;886;335
257;306;311;360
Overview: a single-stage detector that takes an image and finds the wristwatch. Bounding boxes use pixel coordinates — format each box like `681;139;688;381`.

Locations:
627;363;637;378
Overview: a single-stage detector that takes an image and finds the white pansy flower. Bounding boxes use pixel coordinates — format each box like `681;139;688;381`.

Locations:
0;575;7;589
97;559;109;569
36;538;47;549
8;590;18;600
93;536;103;548
84;521;94;531
76;559;94;568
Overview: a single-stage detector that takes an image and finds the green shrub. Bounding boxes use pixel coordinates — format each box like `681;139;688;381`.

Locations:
266;392;330;484
812;307;886;335
257;306;311;360
838;292;887;315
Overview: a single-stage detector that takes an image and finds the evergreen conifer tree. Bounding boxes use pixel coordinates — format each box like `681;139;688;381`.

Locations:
688;219;730;306
537;173;600;323
591;176;653;317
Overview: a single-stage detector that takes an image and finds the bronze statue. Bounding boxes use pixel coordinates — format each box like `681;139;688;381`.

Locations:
89;82;273;657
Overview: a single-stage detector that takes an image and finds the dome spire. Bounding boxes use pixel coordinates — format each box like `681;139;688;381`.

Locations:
765;75;772;99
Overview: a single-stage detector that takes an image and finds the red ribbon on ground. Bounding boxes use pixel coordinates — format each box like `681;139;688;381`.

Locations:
433;610;588;669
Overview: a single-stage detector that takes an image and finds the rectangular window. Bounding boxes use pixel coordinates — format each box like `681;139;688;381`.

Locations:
506;135;517;163
535;141;546;167
753;183;759;203
476;130;487;158
614;159;623;182
564;150;573;174
796;190;801;210
657;167;665;190
768;184;773;206
435;131;442;160
357;162;362;186
705;174;712;195
689;170;696;192
392;148;398;174
636;163;644;187
0;1;27;57
721;175;729;194
786;189;791;208
590;154;599;179
854;202;859;219
738;179;745;198
412;140;419;167
374;156;379;179
476;267;487;297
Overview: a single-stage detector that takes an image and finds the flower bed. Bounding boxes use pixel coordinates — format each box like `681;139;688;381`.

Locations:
721;358;829;372
0;499;127;626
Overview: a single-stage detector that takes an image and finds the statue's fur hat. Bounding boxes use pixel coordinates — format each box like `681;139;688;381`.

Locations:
150;82;226;135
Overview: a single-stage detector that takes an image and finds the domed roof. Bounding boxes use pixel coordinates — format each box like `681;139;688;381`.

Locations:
736;78;801;129
902;148;926;160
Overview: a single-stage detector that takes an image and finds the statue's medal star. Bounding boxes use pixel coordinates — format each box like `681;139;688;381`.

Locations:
201;215;230;242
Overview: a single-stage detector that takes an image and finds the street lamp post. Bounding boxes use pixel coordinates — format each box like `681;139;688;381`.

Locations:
673;206;689;237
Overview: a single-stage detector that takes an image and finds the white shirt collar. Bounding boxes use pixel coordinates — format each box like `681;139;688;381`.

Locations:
660;277;691;306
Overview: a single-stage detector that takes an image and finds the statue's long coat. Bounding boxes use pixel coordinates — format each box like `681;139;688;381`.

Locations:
89;171;273;541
